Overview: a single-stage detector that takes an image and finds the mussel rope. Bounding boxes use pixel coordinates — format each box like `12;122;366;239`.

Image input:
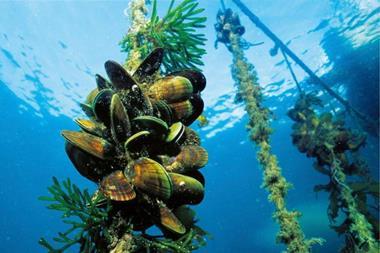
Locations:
232;0;378;135
228;32;323;252
280;47;303;95
328;149;377;250
124;0;149;71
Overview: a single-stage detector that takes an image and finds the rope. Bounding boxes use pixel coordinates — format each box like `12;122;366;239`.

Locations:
220;0;226;11
280;47;303;95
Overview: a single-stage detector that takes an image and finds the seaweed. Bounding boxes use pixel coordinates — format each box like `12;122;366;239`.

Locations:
289;94;379;252
120;0;207;72
38;177;111;252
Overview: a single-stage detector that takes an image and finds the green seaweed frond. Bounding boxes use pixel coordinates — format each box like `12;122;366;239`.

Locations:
134;226;210;253
39;177;111;253
120;0;207;72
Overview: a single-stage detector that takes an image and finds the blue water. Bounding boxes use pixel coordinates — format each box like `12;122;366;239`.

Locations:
0;1;378;252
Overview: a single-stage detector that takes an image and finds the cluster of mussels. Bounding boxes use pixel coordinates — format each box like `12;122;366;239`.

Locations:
214;8;245;48
61;48;208;236
288;94;366;172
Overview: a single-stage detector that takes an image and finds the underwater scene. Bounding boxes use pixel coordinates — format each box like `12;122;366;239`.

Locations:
0;0;379;252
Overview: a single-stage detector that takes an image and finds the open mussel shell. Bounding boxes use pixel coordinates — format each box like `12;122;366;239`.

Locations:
65;142;112;182
124;130;151;153
148;76;193;103
153;100;174;126
127;157;173;200
166;145;208;173
133;47;164;80
105;60;137;90
74;118;105;137
169;70;206;93
166;122;186;143
95;74;111;90
168;173;204;205
61;130;115;160
158;201;186;234
132;115;169;139
110;93;131;144
92;88;114;126
100;170;136;201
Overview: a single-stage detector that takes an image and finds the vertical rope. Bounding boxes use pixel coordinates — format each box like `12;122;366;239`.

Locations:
229;33;324;253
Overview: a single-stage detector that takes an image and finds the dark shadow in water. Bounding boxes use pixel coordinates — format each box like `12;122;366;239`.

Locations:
320;28;379;125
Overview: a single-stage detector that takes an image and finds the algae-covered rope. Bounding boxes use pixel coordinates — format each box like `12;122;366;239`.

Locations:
229;33;323;253
329;151;377;251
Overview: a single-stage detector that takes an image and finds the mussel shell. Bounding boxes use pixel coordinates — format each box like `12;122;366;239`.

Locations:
79;103;95;118
105;60;137;90
167;145;208;173
85;88;100;105
153;100;174;126
184;170;205;187
133;48;164;81
124;85;154;118
182;127;201;146
166;122;186;143
92;88;114;126
169;95;204;126
127;157;173;200
173;205;197;230
169;70;206;92
168;173;204;205
65;142;112;182
234;25;245;36
158;202;186;234
110;93;131;144
74;118;105;137
95;74;111;90
100;170;136;201
148;76;193;103
132;116;168;139
183;94;204;126
61;130;115;160
124;131;151;153
169;100;193;123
